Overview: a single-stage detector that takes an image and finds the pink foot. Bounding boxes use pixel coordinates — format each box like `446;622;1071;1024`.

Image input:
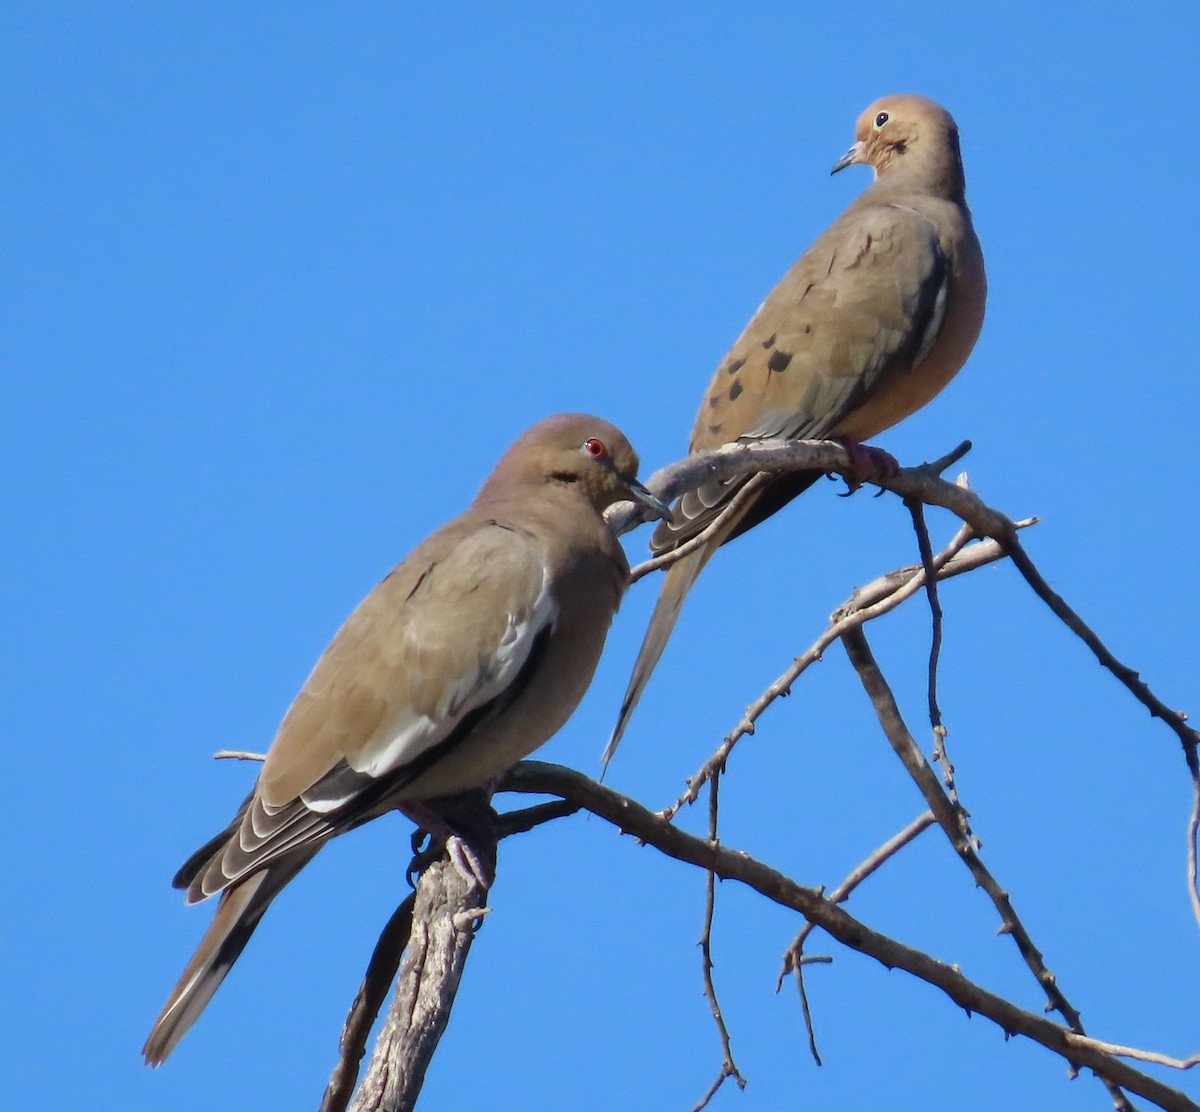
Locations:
401;800;495;890
834;437;898;494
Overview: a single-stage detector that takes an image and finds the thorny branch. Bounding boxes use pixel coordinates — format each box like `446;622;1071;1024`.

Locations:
503;762;1200;1112
624;437;1200;931
841;626;1134;1111
605;437;980;539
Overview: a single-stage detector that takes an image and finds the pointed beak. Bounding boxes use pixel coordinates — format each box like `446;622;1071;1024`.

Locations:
831;140;864;175
621;476;672;523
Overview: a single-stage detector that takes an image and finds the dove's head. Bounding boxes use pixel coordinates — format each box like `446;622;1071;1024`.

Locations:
832;94;965;199
480;413;670;522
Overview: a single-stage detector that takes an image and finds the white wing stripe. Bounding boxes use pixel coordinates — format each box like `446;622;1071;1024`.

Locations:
343;566;557;781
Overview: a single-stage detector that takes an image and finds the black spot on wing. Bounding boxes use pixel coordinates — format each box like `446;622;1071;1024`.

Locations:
767;350;792;373
724;358;745;376
406;564;434;602
728;380;743;401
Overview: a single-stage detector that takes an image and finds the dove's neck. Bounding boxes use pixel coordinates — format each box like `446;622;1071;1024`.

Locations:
873;136;967;205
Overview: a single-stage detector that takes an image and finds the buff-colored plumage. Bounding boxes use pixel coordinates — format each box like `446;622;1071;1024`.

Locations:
144;413;668;1065
607;95;986;760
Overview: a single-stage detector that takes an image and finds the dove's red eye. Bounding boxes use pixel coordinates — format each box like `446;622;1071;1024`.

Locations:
582;438;607;459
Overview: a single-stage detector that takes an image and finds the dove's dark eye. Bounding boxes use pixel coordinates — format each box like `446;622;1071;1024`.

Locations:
874;111;890;128
582;438;608;460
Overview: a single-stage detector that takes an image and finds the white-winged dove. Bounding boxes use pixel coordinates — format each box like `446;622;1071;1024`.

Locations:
606;94;987;761
144;413;669;1065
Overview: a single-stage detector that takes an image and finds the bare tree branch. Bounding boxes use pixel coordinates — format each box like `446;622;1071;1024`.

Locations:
905;497;946;735
320;896;416;1112
501;761;1199;1112
344;822;495;1112
840;625;1133;1110
605;438;981;538
493;799;581;838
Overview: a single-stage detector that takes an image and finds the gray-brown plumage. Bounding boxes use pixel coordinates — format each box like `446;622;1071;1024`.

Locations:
144;413;669;1065
606;94;987;761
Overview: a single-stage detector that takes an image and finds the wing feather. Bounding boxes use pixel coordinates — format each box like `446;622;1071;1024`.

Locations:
184;521;555;899
654;203;950;552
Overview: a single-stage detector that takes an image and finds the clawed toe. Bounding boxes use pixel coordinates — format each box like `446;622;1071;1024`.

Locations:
834;437;899;494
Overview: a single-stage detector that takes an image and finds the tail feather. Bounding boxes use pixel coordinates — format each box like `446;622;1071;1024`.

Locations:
143;852;312;1065
605;470;823;768
603;543;715;769
172;790;253;895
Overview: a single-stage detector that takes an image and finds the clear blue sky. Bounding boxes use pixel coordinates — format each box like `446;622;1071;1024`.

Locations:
6;3;1199;1109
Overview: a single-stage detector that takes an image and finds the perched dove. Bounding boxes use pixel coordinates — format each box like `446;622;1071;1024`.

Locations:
606;94;986;760
144;413;670;1065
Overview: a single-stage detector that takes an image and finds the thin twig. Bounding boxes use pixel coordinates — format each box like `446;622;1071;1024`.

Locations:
780;812;936;984
692;773;746;1111
1002;536;1200;752
779;812;936;1066
1083;1044;1200;1071
501;761;1199;1112
792;951;823;1068
1190;776;1200;935
905;497;965;815
906;498;945;734
213;748;266;761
